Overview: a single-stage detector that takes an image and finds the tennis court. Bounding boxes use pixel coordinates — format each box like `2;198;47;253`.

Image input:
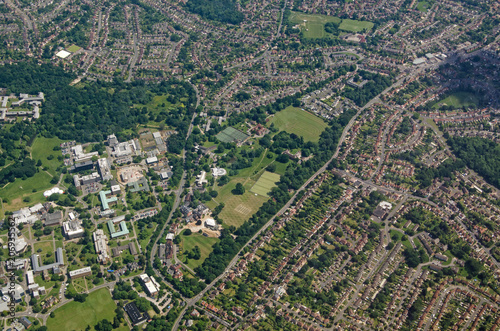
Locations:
251;171;281;196
216;127;250;143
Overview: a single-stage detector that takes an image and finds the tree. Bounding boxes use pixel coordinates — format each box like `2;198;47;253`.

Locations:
233;183;245;195
94;319;113;331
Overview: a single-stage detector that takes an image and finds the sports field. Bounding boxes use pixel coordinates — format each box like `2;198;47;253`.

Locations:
216;127;250;143
210;178;268;228
47;288;125;331
250;171;281;196
270;106;328;142
432;91;479;109
339;19;374;32
289;11;374;38
179;233;219;270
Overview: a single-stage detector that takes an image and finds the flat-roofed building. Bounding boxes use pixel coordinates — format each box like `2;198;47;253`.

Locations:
139;274;160;297
62;220;85;239
69;267;92;279
93;229;110;264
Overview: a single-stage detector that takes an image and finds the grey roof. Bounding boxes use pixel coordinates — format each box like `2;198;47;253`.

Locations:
31;247;64;273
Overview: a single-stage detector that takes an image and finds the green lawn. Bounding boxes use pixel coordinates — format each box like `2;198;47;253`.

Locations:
250;171;281;196
179;233;219;270
432;91;479;109
31;137;64;176
339;19;374;32
270;106;328;142
47;288;120;331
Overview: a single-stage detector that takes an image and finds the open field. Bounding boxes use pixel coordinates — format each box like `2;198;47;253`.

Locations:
270;106;328;142
432;91;479;109
289;11;373;38
251;171;281;196
47;288;122;331
289;12;341;39
31;137;63;176
179;232;219;270
339;19;374;32
212;178;268;228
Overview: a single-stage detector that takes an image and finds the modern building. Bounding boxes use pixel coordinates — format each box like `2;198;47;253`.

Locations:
127;177;149;193
107;134;118;147
146;156;158;165
139;274;160;297
31;247;64;274
73;172;100;188
71;145;99;163
69;160;94;173
124;302;149;325
69;267;92;279
99;190;118;210
196;171;207;186
211;167;227;177
26;270;35;285
44;210;63;226
62;220;85;239
97;158;113;181
107;220;129;238
93;229;110;264
205;218;217;230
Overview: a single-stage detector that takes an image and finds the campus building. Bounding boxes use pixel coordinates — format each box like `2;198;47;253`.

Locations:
69;267;92;279
31;247;64;274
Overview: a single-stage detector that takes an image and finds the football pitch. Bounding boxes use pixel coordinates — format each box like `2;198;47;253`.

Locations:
251;171;281;196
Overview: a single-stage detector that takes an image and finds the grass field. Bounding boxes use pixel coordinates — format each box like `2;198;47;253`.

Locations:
179;233;219;270
31;137;63;176
0;172;53;213
270;106;328;142
251;171;281;196
416;1;431;12
289;12;341;39
339;19;374;32
432;91;479;109
47;288;123;331
289;11;373;38
33;241;55;264
67;44;81;53
212;178;268;228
